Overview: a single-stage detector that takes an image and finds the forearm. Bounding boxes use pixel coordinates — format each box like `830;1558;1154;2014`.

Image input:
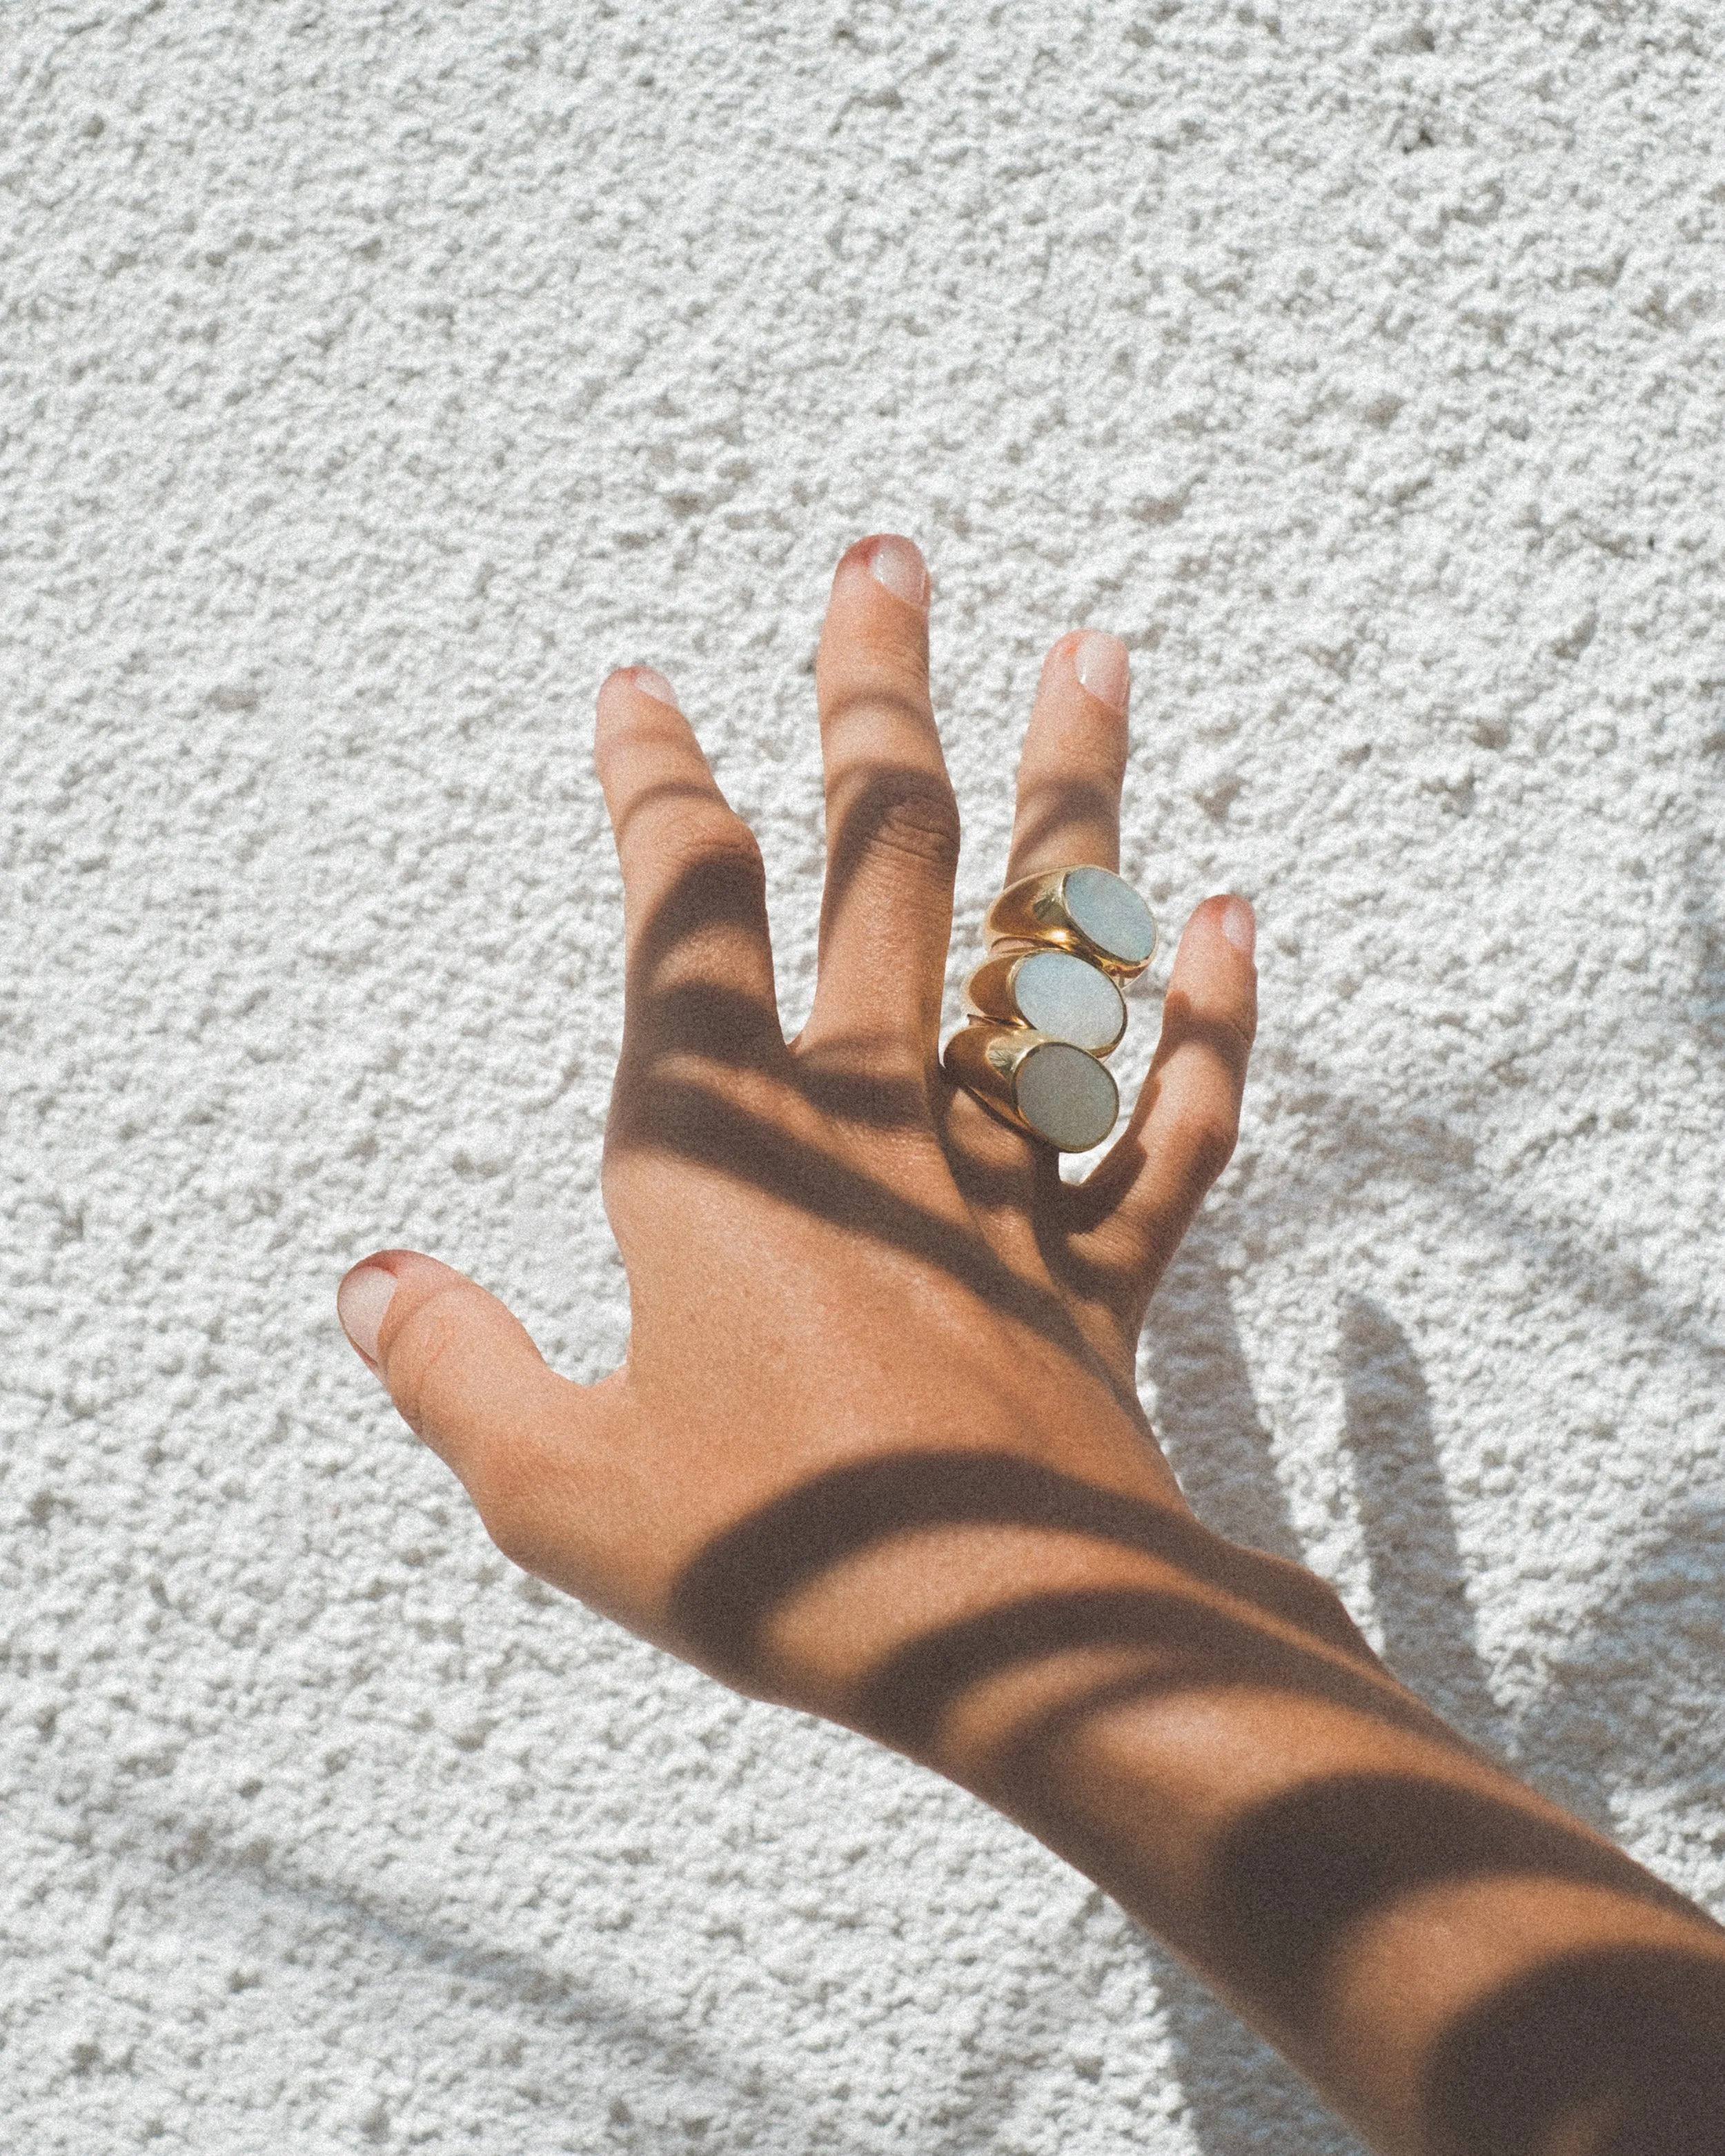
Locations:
740;1441;1725;2156
965;1633;1725;2155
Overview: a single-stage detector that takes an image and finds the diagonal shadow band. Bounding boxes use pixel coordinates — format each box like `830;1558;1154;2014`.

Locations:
858;1585;1445;1761
1424;1943;1725;2156
1004;777;1125;883
669;1449;1378;1687
1196;1770;1710;2028
615;839;786;1064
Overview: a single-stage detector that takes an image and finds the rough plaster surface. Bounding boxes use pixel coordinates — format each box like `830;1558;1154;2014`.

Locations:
5;2;1725;2149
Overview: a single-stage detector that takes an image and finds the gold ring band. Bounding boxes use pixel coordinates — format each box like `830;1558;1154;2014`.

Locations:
943;1022;1121;1154
944;863;1156;1152
985;864;1158;979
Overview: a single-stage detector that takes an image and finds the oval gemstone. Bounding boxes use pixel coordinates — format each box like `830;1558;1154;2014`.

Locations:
1012;948;1125;1053
1063;866;1156;968
1014;1041;1118;1151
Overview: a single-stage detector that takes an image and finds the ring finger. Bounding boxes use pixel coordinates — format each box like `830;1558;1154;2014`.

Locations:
1003;630;1132;883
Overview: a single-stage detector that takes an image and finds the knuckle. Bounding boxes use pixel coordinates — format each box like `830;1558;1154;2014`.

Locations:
1182;1106;1241;1188
1218;1004;1258;1064
656;805;765;886
823;619;931;692
854;773;962;874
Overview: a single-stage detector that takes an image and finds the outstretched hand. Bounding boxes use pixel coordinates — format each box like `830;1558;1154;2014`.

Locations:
336;534;1260;1745
336;537;1725;2154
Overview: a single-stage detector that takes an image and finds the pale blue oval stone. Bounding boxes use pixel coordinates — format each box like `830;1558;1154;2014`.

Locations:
1015;1041;1118;1150
1013;948;1125;1052
1064;866;1156;966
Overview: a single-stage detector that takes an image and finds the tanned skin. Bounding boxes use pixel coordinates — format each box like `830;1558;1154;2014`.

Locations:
337;536;1725;2156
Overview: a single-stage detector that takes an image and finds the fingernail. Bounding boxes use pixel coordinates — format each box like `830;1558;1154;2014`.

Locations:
1221;897;1256;959
338;1264;398;1368
1074;631;1130;714
631;666;679;709
864;535;929;609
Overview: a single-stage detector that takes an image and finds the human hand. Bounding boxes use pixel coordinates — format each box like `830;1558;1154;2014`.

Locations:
335;535;1264;1745
336;537;1725;2155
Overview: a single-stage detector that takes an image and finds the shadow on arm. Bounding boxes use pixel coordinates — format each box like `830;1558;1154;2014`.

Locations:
667;1447;1725;2155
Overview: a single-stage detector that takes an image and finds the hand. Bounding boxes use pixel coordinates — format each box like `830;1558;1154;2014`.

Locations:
336;536;1725;2154
335;533;1264;1741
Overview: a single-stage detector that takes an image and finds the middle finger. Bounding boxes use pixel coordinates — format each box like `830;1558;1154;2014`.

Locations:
801;535;960;1070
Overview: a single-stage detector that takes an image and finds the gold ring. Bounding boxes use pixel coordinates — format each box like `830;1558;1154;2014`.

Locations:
943;863;1156;1151
985;864;1158;979
943;1022;1121;1153
963;946;1127;1056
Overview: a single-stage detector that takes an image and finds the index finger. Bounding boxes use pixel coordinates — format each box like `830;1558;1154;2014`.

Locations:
594;667;782;1064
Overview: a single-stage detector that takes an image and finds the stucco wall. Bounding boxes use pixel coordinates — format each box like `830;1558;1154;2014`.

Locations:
4;3;1724;2149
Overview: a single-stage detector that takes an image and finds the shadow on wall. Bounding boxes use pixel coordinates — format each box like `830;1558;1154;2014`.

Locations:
1141;1223;1725;2156
94;1803;901;2156
1142;1229;1370;2156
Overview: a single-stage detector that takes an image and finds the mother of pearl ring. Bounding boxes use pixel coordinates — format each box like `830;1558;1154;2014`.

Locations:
942;866;1159;1153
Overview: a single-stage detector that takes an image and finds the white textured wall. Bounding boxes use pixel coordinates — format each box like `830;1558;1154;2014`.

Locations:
5;3;1724;2149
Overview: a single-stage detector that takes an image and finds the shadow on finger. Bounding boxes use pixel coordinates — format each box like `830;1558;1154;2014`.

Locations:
618;845;784;1066
1005;776;1124;883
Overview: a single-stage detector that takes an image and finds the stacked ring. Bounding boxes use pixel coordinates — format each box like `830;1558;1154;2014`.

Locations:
943;865;1158;1153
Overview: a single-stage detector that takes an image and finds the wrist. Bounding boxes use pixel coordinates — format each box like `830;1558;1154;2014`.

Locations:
680;1437;1388;1776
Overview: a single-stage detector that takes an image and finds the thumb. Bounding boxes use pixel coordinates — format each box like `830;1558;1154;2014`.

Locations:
336;1249;598;1575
